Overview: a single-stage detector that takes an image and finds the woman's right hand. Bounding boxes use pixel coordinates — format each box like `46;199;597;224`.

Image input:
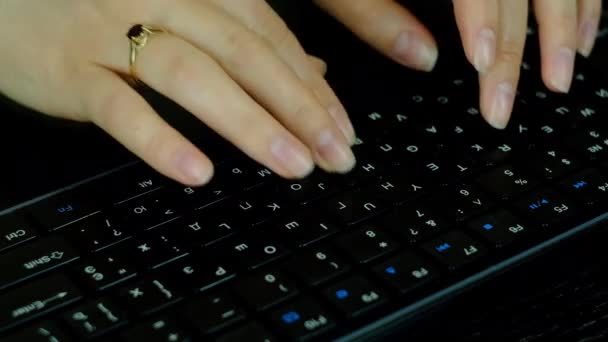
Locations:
0;0;356;186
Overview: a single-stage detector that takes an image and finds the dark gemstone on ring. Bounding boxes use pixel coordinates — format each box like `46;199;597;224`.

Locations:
127;24;144;39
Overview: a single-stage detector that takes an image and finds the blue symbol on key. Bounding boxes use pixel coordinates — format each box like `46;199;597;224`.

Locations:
572;180;588;189
281;311;301;324
385;266;397;275
56;205;74;214
335;289;349;300
529;198;549;210
483;223;494;231
435;242;451;252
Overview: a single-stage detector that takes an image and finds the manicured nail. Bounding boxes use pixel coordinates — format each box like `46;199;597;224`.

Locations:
489;82;515;129
270;136;314;178
551;47;575;93
578;20;598;57
394;31;438;72
316;129;356;173
328;105;356;145
474;28;496;74
176;150;212;185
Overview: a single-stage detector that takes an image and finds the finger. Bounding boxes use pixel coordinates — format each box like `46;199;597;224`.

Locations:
577;0;603;57
315;0;438;71
208;0;355;143
453;0;500;73
534;0;578;93
479;0;528;129
132;34;317;179
308;55;327;75
80;67;213;186
161;1;355;173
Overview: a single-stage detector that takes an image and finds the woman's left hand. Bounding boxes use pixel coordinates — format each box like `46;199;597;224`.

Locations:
315;0;602;129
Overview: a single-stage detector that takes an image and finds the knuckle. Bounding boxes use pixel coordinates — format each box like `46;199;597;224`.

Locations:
223;29;266;68
498;40;524;64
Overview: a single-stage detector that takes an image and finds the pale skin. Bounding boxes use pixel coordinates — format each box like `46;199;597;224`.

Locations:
0;0;601;186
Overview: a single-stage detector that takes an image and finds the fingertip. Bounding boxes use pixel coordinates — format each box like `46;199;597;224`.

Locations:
393;31;438;71
174;146;215;186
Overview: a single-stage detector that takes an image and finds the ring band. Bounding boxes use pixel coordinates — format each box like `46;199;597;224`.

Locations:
126;24;165;83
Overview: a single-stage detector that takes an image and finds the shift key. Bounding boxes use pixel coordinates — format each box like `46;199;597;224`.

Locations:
0;237;79;290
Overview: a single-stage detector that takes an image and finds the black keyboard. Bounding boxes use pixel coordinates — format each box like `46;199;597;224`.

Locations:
2;24;608;342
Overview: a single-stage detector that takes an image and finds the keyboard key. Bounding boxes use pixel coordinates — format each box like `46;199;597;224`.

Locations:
270;297;336;340
183;291;246;335
116;189;180;230
233;269;298;311
271;214;340;248
468;210;529;247
278;170;338;205
336;225;399;263
0;237;80;290
560;169;608;206
381;204;449;244
284;246;349;286
211;234;289;270
362;172;427;205
119;226;188;269
526;147;579;180
322;276;387;318
74;252;137;292
117;278;182;316
373;251;437;294
169;212;239;248
122;317;192;342
323;190;386;225
29;190;98;231
165;255;235;293
0;274;82;333
215;157;274;191
104;164;166;204
216;322;277;342
167;173;231;211
219;186;287;227
568;127;608;161
0;212;37;252
64;213;130;253
514;188;578;228
438;184;494;222
62;299;126;339
422;231;487;270
478;165;538;200
3;321;70;342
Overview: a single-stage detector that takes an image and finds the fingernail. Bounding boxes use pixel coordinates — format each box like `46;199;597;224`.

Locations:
489;82;515;129
551;47;575;93
578;20;598;57
270;136;314;178
316;129;356;173
394;31;438;71
474;28;496;74
176;150;212;185
328;105;356;145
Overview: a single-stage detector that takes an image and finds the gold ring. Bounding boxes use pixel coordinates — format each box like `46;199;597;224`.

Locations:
126;24;165;83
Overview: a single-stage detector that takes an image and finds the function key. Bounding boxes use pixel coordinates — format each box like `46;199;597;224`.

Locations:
62;299;126;339
270;297;336;340
284;246;349;286
122;317;192;342
514;188;578;228
322;276;387;318
0;212;37;252
117;277;182;316
336;225;399;264
422;231;487;270
103;163;166;204
559;169;608;206
216;322;277;342
372;251;437;294
468;210;529;248
183;291;246;336
233;269;299;311
28;190;98;231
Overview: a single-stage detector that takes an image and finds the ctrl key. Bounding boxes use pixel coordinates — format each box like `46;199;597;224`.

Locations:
270;297;336;341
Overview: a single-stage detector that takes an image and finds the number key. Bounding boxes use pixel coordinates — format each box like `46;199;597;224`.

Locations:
336;226;398;263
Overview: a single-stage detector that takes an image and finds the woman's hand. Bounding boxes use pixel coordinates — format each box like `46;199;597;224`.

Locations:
0;0;356;186
315;0;602;129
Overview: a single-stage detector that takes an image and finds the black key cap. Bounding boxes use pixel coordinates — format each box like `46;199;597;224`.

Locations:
29;190;98;231
104;164;165;204
363;172;427;205
0;237;79;290
278;170;338;205
219;186;287;227
478;165;538;200
527;147;579;180
560;169;608;206
323;190;385;225
74;252;137;292
183;292;246;335
422;231;487;270
381;204;449;244
211;234;289;270
271;214;340;248
322;276;387;318
216;157;273;191
345;156;387;186
166;255;235;293
468;210;529;247
122;317;192;342
569;127;608;161
64;213;130;253
336;225;399;263
216;322;277;342
169;212;239;248
284;246;349;286
119;226;188;269
3;321;71;342
0;274;82;332
270;297;336;340
166;176;230;210
63;299;125;339
0;212;37;252
514;188;578;228
117;189;180;230
233;269;298;311
438;184;494;222
373;251;437;294
117;278;182;316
